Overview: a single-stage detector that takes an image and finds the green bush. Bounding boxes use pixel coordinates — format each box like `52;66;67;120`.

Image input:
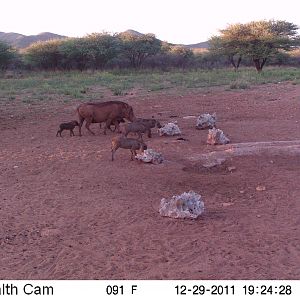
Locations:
0;41;16;70
24;39;64;70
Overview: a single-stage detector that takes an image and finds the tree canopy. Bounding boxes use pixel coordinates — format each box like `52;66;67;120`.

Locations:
209;20;300;71
24;39;64;70
118;32;162;68
0;41;16;70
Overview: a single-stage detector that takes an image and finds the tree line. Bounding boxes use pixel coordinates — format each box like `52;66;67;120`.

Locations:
1;20;299;72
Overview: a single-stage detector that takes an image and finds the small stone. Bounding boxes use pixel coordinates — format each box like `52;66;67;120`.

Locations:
41;228;61;237
222;202;234;207
13;165;19;169
256;185;266;192
227;166;236;172
256;214;261;218
183;115;196;119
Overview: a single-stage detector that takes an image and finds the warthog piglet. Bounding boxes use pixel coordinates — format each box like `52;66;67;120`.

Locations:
123;118;162;139
56;120;79;137
111;136;147;161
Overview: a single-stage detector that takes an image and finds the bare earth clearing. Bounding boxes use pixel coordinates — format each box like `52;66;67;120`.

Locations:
1;83;299;279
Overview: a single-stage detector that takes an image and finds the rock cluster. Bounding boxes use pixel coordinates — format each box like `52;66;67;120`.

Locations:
159;122;181;136
196;113;217;130
159;191;205;219
207;128;230;145
135;149;164;164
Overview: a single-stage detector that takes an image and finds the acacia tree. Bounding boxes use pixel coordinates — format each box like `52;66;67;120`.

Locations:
58;38;92;71
83;33;120;69
209;29;243;71
209;20;300;72
119;32;162;68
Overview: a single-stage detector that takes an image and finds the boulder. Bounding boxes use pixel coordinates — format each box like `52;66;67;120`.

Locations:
207;128;230;145
159;122;181;136
196;113;217;130
159;191;204;219
135;149;164;164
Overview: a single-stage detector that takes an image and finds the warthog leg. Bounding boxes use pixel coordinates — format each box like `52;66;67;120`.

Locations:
114;120;121;133
111;145;119;161
56;130;62;137
111;149;115;161
104;119;113;135
147;129;152;138
85;119;95;135
78;116;85;136
130;148;137;160
138;132;144;141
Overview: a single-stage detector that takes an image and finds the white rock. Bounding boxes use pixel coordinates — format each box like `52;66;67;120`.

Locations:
196;113;217;129
159;122;181;136
159;191;204;219
227;166;236;172
135;149;164;164
207;128;230;145
256;185;266;192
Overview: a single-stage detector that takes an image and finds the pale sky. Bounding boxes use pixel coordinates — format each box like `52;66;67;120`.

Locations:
1;0;299;44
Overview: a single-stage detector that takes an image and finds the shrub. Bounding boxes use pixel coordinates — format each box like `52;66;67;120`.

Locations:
0;41;16;70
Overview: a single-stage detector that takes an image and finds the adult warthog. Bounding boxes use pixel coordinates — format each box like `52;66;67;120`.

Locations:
77;101;136;136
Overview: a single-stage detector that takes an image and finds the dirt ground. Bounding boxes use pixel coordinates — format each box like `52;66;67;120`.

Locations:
1;83;299;280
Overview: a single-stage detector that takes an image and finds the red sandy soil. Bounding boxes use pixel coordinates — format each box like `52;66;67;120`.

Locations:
1;83;299;280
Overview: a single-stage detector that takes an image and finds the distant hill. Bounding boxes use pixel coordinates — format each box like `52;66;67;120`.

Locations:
120;29;144;37
0;32;67;48
0;29;209;50
120;29;210;49
185;41;210;49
